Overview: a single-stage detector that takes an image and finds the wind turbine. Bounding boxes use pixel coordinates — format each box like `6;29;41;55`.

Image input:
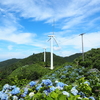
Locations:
48;35;59;70
79;33;85;61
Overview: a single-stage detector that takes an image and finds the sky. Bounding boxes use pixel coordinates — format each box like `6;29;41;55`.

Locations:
0;0;100;61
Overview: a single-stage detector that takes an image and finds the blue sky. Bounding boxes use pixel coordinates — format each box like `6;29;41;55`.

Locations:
0;0;100;61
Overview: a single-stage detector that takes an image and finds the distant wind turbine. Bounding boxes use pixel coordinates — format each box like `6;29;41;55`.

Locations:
79;33;85;61
48;35;59;70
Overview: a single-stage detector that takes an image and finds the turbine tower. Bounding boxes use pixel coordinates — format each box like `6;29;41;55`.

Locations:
43;48;46;62
80;33;85;61
48;35;58;70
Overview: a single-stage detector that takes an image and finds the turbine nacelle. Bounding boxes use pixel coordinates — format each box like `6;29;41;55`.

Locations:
48;35;55;37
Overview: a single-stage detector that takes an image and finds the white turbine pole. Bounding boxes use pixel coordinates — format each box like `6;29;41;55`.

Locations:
80;33;85;61
50;36;53;69
43;48;46;62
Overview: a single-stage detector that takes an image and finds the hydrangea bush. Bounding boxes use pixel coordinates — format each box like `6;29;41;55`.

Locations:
0;65;100;100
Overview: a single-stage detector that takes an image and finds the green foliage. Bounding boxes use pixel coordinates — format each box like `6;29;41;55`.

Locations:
76;77;92;96
74;48;100;70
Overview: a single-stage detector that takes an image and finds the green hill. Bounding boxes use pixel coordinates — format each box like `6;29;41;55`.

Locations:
64;53;82;62
0;58;21;69
74;48;100;70
0;48;100;89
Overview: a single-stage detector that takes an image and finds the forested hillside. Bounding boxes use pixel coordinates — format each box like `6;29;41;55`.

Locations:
74;48;100;70
64;53;82;62
0;52;67;88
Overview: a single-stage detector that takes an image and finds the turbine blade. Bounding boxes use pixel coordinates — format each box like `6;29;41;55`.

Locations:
47;38;51;42
53;37;59;46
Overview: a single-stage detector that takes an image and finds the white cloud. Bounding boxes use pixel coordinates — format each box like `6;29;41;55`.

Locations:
0;26;37;44
1;0;100;22
53;46;61;51
8;45;13;50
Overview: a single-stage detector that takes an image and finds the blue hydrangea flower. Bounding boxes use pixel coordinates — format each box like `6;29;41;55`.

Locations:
56;82;66;88
2;84;11;92
71;87;78;95
42;79;52;86
78;91;85;97
50;86;56;92
36;84;42;91
23;88;28;94
89;96;95;100
21;93;26;97
11;87;20;95
62;91;70;97
10;85;16;89
29;81;36;87
0;92;8;100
